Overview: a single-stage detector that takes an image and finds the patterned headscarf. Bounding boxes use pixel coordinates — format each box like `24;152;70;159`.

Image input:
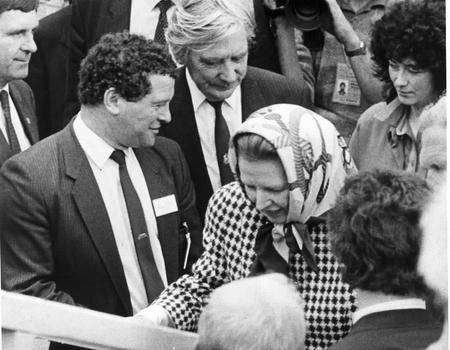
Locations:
229;103;355;224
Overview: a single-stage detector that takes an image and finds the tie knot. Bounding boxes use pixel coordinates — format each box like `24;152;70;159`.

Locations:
156;0;172;11
110;149;126;166
207;100;223;112
0;90;8;105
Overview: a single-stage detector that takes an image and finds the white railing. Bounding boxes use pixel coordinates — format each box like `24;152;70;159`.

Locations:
1;291;198;350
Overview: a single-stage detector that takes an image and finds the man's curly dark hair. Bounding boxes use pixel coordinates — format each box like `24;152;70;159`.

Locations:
371;0;445;100
328;170;431;296
78;31;176;105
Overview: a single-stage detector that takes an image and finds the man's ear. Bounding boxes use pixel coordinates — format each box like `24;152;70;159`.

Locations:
103;88;121;115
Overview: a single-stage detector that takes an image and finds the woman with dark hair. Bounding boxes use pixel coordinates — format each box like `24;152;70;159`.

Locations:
349;0;445;172
141;103;357;349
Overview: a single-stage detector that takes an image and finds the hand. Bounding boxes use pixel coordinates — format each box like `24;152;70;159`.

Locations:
322;0;361;50
128;314;158;328
262;0;287;11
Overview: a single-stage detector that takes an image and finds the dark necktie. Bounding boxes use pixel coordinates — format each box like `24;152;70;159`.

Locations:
250;221;319;276
208;100;234;185
0;90;21;155
154;0;172;45
110;150;165;303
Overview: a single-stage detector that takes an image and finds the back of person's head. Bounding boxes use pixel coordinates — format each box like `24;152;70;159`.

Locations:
329;170;431;296
166;0;255;65
0;0;38;15
371;0;445;99
78;31;176;106
418;94;447;189
196;273;306;350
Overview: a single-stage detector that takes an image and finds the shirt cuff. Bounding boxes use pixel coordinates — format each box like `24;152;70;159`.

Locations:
137;305;173;327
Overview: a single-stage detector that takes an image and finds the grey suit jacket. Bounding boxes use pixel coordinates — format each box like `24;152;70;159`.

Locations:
0;122;202;317
0;80;38;167
161;66;309;221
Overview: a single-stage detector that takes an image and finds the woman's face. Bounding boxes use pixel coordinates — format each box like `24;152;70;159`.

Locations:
388;58;437;110
238;155;289;224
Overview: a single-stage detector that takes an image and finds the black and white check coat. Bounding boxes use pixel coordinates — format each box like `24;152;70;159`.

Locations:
153;182;356;349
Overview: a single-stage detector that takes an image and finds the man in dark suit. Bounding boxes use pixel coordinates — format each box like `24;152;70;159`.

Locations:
62;0;283;124
328;170;442;350
161;0;310;221
1;32;202;322
0;0;39;167
25;4;72;139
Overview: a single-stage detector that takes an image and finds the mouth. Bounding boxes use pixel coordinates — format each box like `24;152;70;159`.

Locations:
14;58;29;63
149;127;159;134
262;208;283;217
397;91;413;97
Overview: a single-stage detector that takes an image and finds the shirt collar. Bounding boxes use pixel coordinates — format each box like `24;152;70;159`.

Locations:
133;0;160;11
353;298;426;324
185;67;241;112
150;0;162;10
1;84;10;93
73;114;132;169
395;110;413;137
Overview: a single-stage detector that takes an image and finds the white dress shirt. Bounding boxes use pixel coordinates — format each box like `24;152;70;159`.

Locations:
73;115;167;314
186;68;242;192
130;0;170;39
0;84;31;151
353;298;426;324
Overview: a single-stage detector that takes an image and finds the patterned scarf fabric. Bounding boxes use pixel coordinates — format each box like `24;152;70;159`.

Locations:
229;103;355;272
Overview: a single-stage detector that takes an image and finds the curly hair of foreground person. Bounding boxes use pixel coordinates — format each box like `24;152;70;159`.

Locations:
78;31;176;105
370;0;445;99
329;170;431;296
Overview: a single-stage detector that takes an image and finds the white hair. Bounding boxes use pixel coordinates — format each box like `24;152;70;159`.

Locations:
418;181;447;304
195;273;306;350
165;0;255;65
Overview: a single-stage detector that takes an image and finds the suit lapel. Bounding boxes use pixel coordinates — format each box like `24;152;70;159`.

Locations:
0;129;12;165
169;68;212;191
241;67;266;121
134;148;179;283
9;81;39;144
63;124;132;314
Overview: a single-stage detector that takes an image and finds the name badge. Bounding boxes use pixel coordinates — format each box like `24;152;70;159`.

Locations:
153;194;178;217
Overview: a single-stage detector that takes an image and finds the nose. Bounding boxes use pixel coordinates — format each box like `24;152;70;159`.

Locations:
255;188;271;212
219;61;238;84
393;68;408;87
158;104;171;124
22;31;37;54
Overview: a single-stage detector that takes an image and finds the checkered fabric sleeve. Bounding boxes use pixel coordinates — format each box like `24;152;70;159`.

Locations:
151;182;263;331
289;222;356;349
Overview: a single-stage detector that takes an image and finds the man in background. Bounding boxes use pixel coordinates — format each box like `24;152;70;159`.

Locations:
0;0;39;167
26;2;71;138
161;0;309;220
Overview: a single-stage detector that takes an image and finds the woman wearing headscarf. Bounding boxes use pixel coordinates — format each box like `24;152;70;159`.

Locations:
349;1;445;172
141;104;356;349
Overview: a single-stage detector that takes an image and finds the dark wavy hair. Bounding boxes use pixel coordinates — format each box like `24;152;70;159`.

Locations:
0;0;38;15
329;170;431;296
371;0;445;101
78;31;176;105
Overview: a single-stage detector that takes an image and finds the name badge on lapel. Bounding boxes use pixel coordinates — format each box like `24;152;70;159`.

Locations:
153;194;178;217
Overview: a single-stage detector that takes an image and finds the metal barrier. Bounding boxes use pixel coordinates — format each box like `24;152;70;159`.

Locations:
1;291;198;350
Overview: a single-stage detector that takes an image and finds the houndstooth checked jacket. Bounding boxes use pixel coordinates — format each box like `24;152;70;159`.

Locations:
153;182;356;349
